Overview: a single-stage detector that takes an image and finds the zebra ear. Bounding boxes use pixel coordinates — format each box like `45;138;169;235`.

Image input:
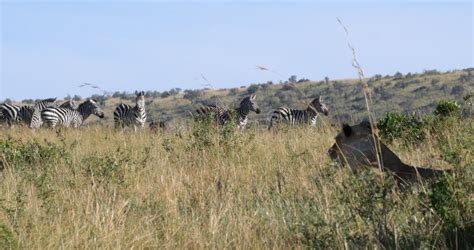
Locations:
342;123;352;137
135;91;138;95
318;95;323;102
250;94;256;100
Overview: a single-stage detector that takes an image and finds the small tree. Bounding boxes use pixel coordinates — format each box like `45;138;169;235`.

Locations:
288;75;297;83
247;84;259;94
73;95;82;101
394;72;404;80
23;99;34;104
229;88;239;95
183;89;202;101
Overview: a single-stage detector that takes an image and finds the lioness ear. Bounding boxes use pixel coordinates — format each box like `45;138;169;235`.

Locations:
342;123;352;137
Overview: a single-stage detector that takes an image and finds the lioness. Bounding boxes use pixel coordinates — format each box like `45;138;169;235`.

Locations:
328;121;450;182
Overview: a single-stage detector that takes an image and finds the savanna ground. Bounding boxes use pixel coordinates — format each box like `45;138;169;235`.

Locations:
0;114;472;248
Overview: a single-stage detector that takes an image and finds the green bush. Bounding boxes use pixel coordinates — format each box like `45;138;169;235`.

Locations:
0;138;68;170
377;112;426;145
423;175;474;248
434;100;460;118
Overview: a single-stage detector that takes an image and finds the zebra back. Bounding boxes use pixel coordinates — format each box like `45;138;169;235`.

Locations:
30;99;76;128
59;99;77;109
34;98;57;110
41;99;104;128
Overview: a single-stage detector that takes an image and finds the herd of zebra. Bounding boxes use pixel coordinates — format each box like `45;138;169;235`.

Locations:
0;91;330;131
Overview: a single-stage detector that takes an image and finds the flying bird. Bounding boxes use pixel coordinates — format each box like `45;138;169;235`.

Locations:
254;65;285;78
200;73;209;83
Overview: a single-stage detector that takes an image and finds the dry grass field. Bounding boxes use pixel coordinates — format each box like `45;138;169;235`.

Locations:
0;114;472;248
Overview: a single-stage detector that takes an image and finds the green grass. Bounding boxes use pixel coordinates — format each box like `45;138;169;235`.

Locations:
0;117;472;248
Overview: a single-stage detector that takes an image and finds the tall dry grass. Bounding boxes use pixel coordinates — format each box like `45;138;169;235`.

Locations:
0;118;472;248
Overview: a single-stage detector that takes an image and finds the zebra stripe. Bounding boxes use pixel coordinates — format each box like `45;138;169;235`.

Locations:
195;94;261;130
41;99;104;128
30;99;77;129
0;98;56;127
269;96;329;129
114;91;147;130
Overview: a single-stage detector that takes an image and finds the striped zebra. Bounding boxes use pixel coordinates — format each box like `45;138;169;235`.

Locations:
114;91;147;130
0;98;57;128
268;96;329;130
41;99;105;128
195;94;261;130
30;99;77;129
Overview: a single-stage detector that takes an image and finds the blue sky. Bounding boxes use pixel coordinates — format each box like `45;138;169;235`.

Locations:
1;1;472;100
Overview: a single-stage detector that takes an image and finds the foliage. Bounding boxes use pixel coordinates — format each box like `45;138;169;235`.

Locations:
247;84;259;94
434;100;461;118
378;112;426;145
423;175;474;248
183;89;203;100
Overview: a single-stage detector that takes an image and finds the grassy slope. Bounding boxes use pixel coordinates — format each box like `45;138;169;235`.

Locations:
5;69;473;128
118;69;473;127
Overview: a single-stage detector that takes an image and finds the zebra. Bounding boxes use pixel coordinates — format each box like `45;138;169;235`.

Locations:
0;98;57;128
30;99;77;129
268;96;329;130
113;91;147;130
195;94;261;130
41;99;105;128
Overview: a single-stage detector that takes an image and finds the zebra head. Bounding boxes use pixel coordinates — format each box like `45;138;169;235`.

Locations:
309;96;329;116
135;91;145;108
241;94;261;114
80;99;105;119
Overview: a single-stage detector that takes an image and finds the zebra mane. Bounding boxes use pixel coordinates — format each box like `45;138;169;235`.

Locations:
35;97;57;104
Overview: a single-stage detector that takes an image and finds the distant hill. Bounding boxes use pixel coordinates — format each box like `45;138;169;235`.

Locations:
8;68;474;127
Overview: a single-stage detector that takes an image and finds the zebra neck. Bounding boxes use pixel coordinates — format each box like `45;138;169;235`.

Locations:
306;107;318;117
77;105;92;121
235;107;248;119
136;105;145;114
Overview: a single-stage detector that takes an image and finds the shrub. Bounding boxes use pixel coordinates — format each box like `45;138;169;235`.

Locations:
378;112;425;145
183;89;203;101
0;138;68;171
423;175;473;248
247;84;259;94
337;170;397;247
229;88;239;95
394;71;404;80
22;99;34;104
434;100;460;118
451;86;465;95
